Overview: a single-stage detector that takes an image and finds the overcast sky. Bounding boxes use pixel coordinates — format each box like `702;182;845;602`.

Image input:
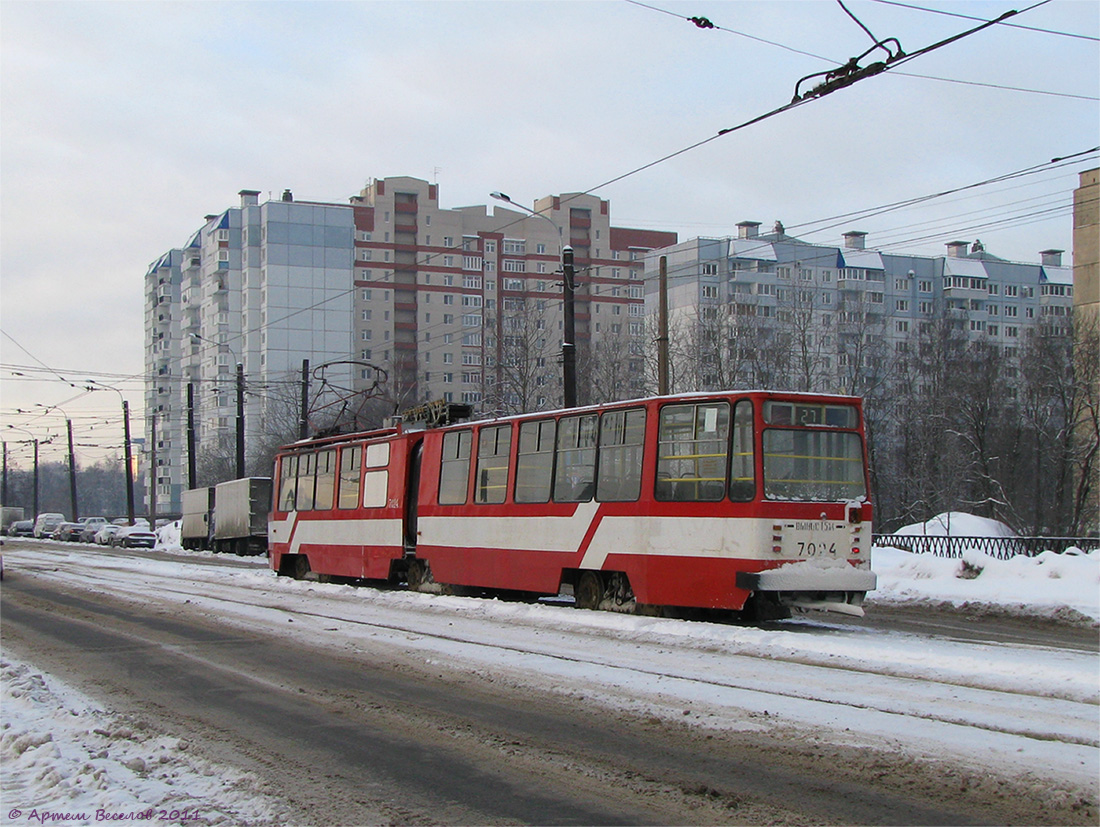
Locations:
1;0;1097;469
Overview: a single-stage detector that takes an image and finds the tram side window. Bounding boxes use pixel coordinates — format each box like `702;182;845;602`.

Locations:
729;400;756;502
278;455;298;511
554;414;598;502
438;430;472;505
296;452;316;511
597;408;646;502
655;403;730;502
363;441;391;509
314;449;337;511
337;446;362;509
475;425;512;504
515;419;555;503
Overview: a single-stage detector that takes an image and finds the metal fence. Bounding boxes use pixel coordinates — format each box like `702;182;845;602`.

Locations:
870;534;1099;561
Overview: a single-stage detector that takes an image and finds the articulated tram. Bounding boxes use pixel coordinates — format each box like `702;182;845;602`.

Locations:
268;391;876;618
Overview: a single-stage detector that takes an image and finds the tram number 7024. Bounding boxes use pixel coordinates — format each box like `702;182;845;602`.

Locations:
797;541;838;557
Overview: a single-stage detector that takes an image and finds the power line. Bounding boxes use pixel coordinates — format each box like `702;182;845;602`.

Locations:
869;0;1100;42
623;0;1096;101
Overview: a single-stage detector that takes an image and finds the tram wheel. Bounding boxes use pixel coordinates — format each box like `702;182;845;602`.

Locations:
407;559;425;591
292;555;311;581
575;571;604;610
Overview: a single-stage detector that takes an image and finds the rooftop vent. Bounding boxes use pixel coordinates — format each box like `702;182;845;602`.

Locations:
282;189;294;202
843;231;867;250
946;241;969;258
1040;249;1064;267
239;189;260;208
737;221;761;239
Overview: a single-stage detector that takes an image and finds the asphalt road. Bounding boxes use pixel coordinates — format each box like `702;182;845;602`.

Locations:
3;547;1093;826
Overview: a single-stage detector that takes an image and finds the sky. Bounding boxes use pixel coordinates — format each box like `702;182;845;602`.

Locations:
1;0;1097;469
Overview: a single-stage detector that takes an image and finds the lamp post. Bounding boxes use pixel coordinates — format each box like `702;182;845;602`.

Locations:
36;403;79;520
489;191;576;408
192;333;245;479
4;427;48;517
90;381;136;525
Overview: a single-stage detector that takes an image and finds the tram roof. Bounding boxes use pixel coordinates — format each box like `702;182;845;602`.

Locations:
277;390;865;452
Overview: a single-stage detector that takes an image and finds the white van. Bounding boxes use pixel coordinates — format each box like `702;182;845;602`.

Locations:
33;512;65;538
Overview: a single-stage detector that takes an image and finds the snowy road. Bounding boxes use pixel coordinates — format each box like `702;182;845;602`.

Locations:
2;540;1098;825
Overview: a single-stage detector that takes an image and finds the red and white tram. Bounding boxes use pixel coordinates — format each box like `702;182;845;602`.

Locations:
268;391;876;618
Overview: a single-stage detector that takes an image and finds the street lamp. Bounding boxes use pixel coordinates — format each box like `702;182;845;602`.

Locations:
89;380;136;525
192;333;245;479
489;191;577;408
36;403;79;520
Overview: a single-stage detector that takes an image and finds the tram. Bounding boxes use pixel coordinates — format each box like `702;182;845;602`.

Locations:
268;391;876;617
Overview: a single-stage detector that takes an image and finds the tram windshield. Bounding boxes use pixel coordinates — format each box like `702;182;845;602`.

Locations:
762;429;866;501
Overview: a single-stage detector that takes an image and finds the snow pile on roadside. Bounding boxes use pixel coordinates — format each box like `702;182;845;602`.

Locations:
155;519;182;551
871;512;1099;621
0;658;286;826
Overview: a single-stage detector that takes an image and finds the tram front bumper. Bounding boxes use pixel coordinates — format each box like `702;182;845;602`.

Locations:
736;563;878;617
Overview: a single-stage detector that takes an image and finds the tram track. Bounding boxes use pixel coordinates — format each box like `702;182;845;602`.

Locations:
10;544;1097;752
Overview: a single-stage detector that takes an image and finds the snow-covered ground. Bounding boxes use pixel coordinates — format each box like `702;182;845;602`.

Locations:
871;512;1099;622
2;513;1097;825
1;660;287;826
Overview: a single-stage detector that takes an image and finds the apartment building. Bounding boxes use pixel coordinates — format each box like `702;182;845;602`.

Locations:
145;179;675;514
644;221;1075;394
349;177;675;412
145;189;355;514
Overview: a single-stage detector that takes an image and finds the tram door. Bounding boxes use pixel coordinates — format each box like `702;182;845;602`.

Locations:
404;441;422;552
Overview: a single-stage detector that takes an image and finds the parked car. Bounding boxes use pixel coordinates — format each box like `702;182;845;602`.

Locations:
112;524;157;549
78;517;108;543
56;522;86;542
33;513;65;538
8;520;34;537
93;525;120;545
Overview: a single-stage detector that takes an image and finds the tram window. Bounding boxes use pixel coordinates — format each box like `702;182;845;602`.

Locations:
655;403;730;502
597;408;646;502
365;441;390;468
297;452;316;511
362;441;390;508
762;429;866;501
314;449;337;510
515;419;555;503
553;414;598;502
363;469;388;508
278;455;298;511
729;400;756;502
337;446;361;509
439;429;472;505
475;425;512;504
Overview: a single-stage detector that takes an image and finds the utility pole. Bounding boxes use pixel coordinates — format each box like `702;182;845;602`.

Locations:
299;359;310;440
66;419;78;520
123;400;135;525
562;245;576;408
658;255;670;395
2;441;7;506
186;382;197;490
236;362;245;479
149;414;158;526
33;439;39;518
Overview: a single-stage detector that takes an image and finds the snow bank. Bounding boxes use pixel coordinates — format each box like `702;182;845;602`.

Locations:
871;545;1100;621
1;658;286;826
871;512;1099;621
893;511;1016;538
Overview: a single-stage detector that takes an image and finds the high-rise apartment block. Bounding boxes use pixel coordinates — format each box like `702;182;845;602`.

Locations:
145;178;675;514
644;221;1074;395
